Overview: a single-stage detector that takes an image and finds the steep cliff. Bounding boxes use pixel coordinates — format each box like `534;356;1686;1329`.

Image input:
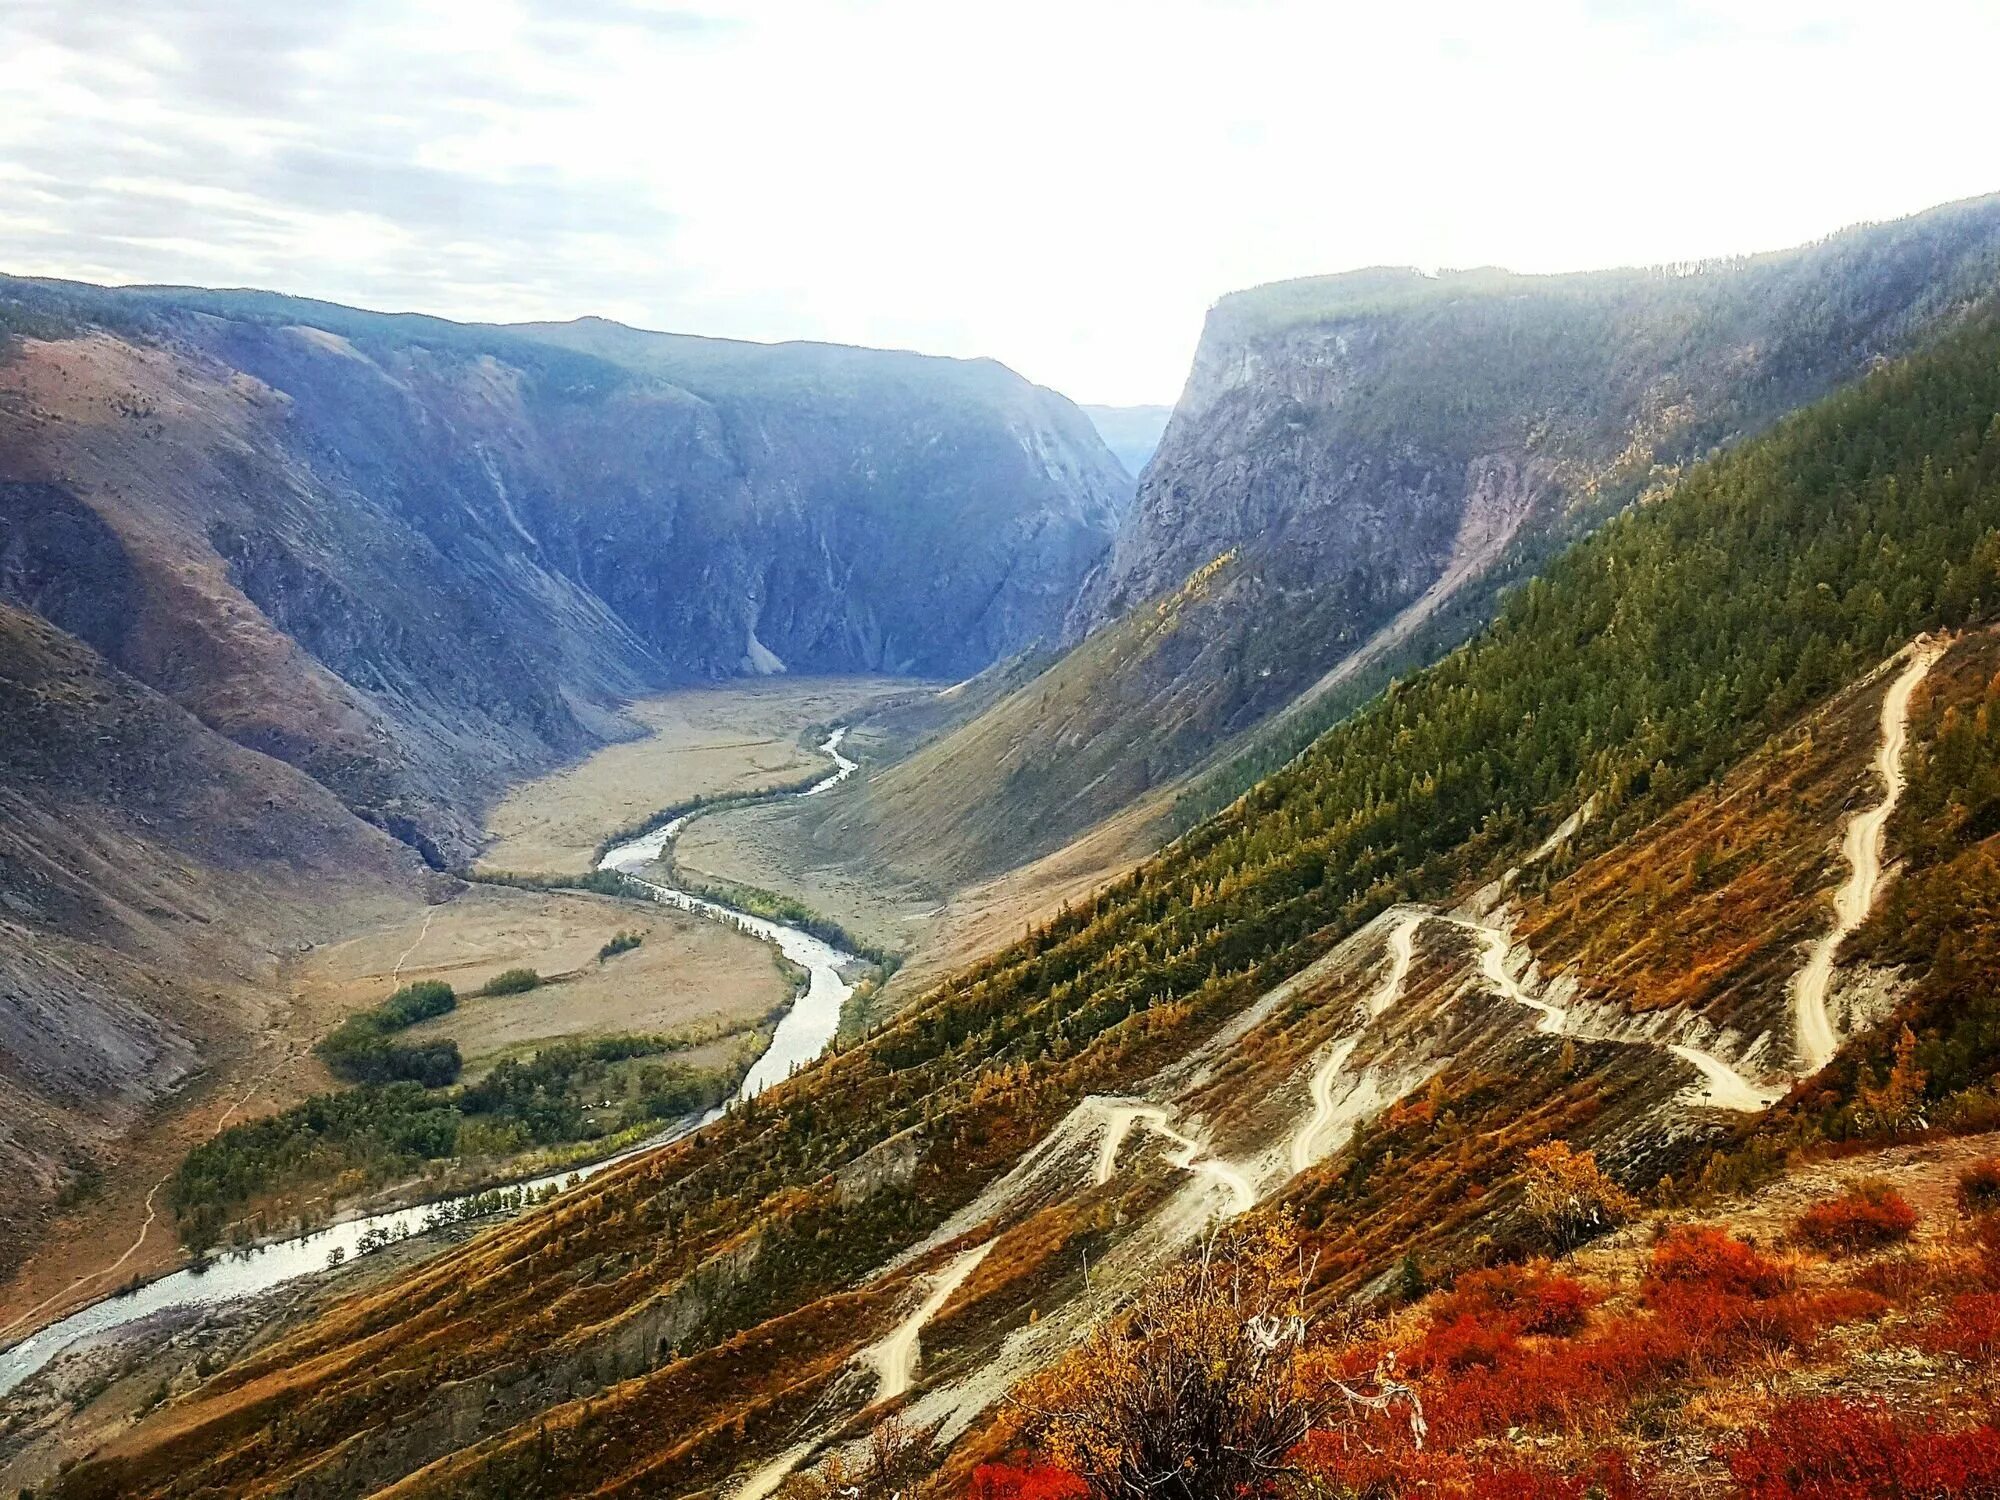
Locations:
0;285;1128;864
819;194;2000;888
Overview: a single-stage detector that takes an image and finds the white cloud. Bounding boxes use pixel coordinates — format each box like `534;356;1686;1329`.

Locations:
1;0;1996;403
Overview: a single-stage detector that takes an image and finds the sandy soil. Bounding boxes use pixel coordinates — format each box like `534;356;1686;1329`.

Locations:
478;678;924;874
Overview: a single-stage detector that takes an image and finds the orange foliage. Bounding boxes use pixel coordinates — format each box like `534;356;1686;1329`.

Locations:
1726;1397;2000;1499
1426;1263;1602;1338
1792;1182;1919;1256
1312;1227;1873;1458
1645;1224;1792;1299
1924;1291;2000;1363
1520;1142;1636;1249
967;1463;1090;1500
1293;1436;1658;1500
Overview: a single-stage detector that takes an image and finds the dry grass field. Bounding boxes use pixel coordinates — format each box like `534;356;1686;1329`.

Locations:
297;885;792;1078
478;679;923;874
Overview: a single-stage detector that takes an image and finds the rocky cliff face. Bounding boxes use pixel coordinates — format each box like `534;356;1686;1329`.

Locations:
0;286;1129;865
1081;196;2000;649
0;288;1126;1248
831;195;2000;887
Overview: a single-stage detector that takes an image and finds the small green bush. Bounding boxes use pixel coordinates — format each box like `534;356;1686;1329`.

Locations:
377;980;456;1028
597;931;643;963
481;968;542;997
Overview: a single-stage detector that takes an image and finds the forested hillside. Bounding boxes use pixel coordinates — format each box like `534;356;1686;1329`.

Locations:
54;253;2000;1499
821;194;2000;889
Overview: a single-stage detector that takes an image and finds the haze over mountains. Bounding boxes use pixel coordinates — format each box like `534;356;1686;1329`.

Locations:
1079;405;1172;479
792;195;2000;890
0;283;1131;864
12;191;2000;1497
0;283;1128;1261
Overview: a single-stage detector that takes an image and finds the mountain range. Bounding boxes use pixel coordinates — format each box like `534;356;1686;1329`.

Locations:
11;192;2000;1498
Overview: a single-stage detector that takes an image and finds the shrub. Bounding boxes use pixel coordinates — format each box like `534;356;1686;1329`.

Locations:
1924;1291;2000;1363
1793;1182;1919;1256
968;1464;1090;1500
1847;1252;1938;1306
597;931;643;963
1727;1397;2000;1498
781;1418;932;1500
1428;1263;1601;1338
1959;1158;2000;1216
1520;1142;1636;1250
1019;1220;1324;1500
480;967;541;997
1296;1438;1657;1499
376;980;455;1028
1413;1313;1520;1374
1645;1225;1791;1299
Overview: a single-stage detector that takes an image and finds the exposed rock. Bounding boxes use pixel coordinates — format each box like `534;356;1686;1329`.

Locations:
829;194;2000;886
0;286;1130;865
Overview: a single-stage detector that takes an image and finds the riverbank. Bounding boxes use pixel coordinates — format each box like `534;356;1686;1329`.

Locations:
0;712;876;1404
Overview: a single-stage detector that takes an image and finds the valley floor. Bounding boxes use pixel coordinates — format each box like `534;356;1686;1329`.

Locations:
479;678;924;876
0;667;1170;1402
0;679;925;1348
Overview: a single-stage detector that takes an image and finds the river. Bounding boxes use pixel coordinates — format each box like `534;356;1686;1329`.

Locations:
0;728;863;1398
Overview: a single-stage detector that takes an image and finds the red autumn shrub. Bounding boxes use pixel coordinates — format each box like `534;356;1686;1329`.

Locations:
1643;1282;1837;1361
1924;1290;2000;1363
1974;1214;2000;1278
967;1463;1090;1500
1728;1397;2000;1498
1430;1263;1602;1338
1413;1312;1520;1373
1793;1182;1919;1256
1961;1158;2000;1217
1644;1225;1792;1299
1638;1227;1872;1365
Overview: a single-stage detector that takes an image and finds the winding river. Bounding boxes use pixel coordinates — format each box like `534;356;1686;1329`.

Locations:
0;729;863;1398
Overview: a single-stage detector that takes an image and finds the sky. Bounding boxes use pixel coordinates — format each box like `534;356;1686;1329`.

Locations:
2;1;1997;406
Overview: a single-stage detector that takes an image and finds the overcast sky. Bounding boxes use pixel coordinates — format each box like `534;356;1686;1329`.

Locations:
2;1;1996;405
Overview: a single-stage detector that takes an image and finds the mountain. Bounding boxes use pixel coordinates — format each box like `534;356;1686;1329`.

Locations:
55;241;2000;1500
0;283;1128;1289
0;284;1130;865
1080;403;1173;479
0;603;428;1273
815;194;2000;890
